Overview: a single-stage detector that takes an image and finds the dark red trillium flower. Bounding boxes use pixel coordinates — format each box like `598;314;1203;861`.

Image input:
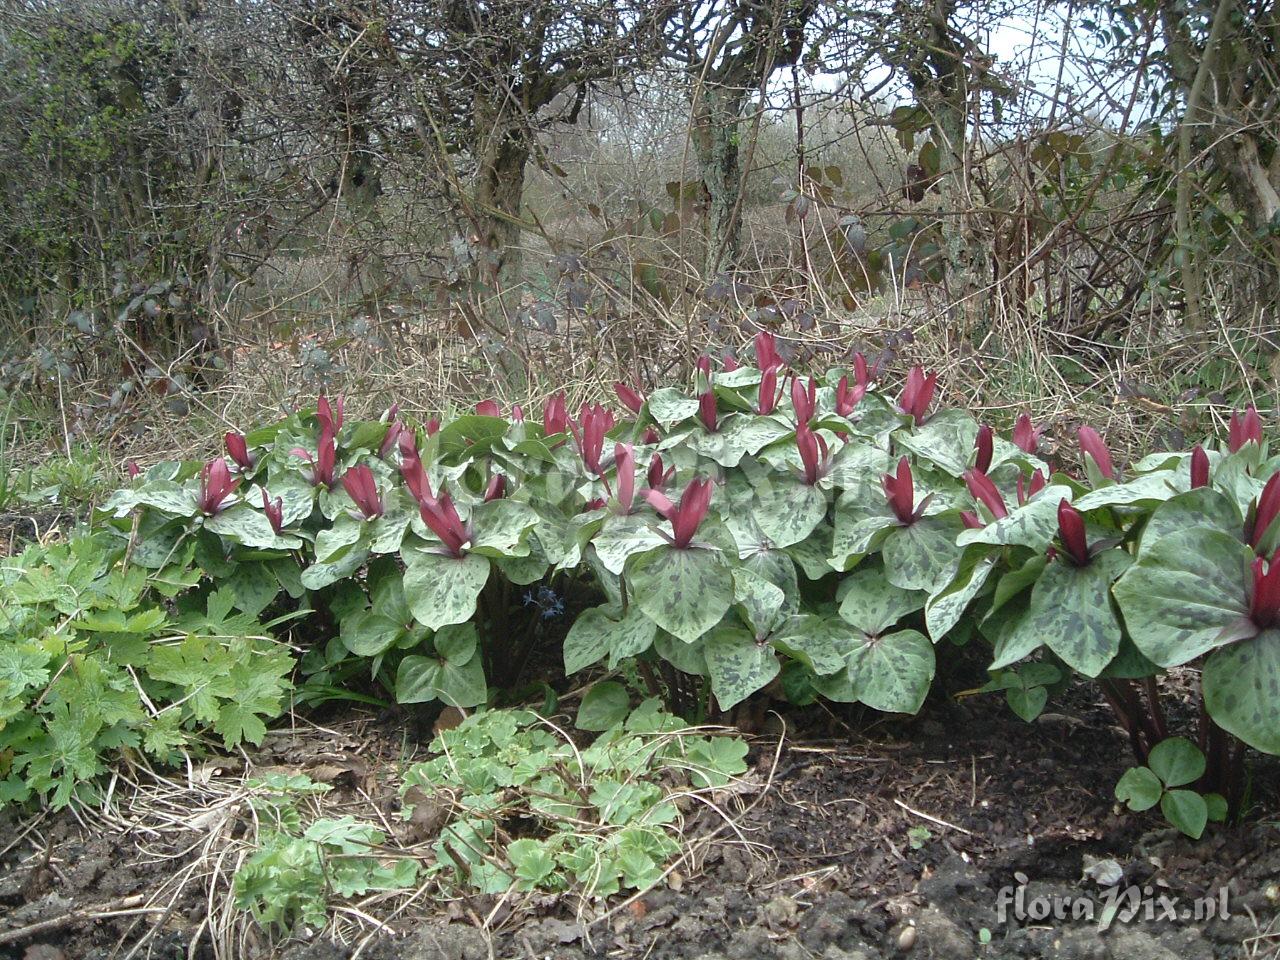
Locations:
755;331;782;372
897;366;937;425
882;457;932;525
1190;445;1210;489
225;432;255;471
126;461;141;479
583;496;607;512
791;376;817;424
696;354;712;383
571;403;615;476
615;382;645;415
417;489;470;557
721;352;740;372
835;353;872;417
1229;405;1262;453
614;443;636;513
398;433;433;505
960;510;983;530
379;420;405;460
475;399;500;417
974;425;994;474
1013;413;1040;455
426;418;441;437
512;404;524;422
261;488;284;534
382;402;400;423
1250;554;1280;630
796;422;831;485
341;465;384;520
197;459;239;515
964;468;1008;520
645;475;713;549
317;395;344;436
647;453;674;492
1077;426;1116;480
641;426;660;445
1246;473;1280;549
1016;469;1047;506
1056;500;1091;566
698;388;719;432
758;365;782;415
543;391;570;437
484;473;506;502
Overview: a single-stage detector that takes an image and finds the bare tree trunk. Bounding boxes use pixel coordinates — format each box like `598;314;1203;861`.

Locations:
471;125;530;333
691;83;745;276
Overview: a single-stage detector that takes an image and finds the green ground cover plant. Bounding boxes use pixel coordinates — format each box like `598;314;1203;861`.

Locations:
3;335;1277;843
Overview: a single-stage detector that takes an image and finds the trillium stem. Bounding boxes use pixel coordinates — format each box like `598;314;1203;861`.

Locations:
1143;676;1168;742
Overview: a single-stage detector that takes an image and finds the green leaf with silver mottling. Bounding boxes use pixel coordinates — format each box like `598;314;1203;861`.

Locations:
592;513;668;575
732;567;788;636
850;629;935;714
926;546;996;641
654;631;707;676
469;499;539;558
628;545;734;644
401;548;491;631
1073;471;1181;511
704;624;780;709
752;475;828;548
1203;630;1280;755
300;547;368;590
769;615;850;676
882;513;964;593
647;388;701;424
837;566;926;635
1137;487;1241;557
563;604;658;674
1113;526;1253;668
1015;551;1131;677
895;409;978;477
957;485;1073;551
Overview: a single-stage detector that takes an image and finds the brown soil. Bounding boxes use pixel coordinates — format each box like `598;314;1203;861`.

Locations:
3;683;1278;960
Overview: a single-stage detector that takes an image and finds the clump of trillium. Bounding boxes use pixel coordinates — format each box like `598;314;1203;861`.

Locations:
197;459;239;515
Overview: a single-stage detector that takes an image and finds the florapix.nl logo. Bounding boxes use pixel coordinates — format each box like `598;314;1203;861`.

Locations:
996;871;1231;931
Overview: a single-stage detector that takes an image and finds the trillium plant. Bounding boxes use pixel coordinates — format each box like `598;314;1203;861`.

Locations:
99;346;1278;835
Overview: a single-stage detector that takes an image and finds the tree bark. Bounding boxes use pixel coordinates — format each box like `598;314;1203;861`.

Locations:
691;83;746;276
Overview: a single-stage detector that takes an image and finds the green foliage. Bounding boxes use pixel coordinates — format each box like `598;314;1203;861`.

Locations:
65;347;1280;834
400;705;747;898
0;531;293;808
233;774;419;931
1115;738;1228;839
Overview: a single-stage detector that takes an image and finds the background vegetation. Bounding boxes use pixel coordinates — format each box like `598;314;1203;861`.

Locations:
0;0;1276;466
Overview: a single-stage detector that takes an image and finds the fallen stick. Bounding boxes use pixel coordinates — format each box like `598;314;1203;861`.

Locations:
0;894;167;946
